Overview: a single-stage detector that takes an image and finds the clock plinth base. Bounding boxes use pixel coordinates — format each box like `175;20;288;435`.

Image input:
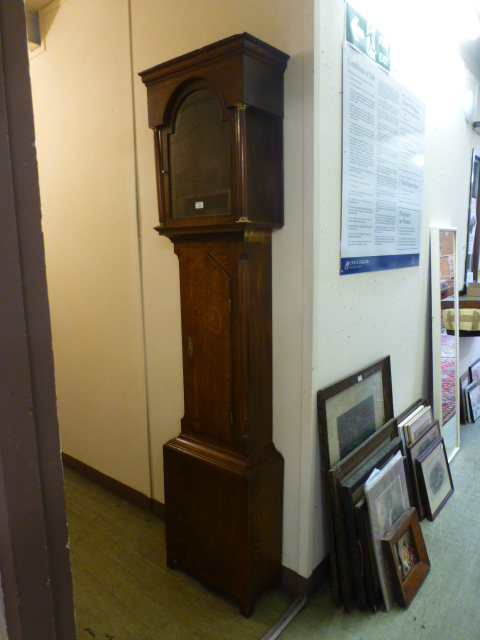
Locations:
163;437;284;617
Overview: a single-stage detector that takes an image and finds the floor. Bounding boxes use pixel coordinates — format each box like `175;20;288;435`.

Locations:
65;422;480;639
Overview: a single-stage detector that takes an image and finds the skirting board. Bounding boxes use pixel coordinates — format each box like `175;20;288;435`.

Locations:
61;453;165;519
62;453;328;599
282;556;330;599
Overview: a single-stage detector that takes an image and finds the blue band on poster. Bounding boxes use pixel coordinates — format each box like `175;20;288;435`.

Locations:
340;254;419;275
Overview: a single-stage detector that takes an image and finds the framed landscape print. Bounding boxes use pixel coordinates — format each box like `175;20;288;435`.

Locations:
416;437;454;521
381;507;430;608
317;356;393;606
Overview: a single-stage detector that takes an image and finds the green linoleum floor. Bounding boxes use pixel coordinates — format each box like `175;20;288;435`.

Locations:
64;468;291;639
65;422;480;639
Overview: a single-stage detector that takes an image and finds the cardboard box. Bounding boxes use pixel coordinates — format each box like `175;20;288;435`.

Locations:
467;283;480;297
440;231;454;256
440;256;453;279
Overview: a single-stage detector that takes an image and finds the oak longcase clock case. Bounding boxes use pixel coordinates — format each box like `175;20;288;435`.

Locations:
140;33;289;617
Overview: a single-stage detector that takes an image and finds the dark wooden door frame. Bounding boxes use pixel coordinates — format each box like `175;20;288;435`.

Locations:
0;2;76;638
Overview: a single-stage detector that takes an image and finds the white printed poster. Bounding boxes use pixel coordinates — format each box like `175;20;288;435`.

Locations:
341;45;425;275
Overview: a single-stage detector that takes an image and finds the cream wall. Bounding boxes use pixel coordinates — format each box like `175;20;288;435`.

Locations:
309;0;477;569
30;0;151;495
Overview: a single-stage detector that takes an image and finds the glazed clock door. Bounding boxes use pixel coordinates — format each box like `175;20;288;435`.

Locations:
178;243;234;445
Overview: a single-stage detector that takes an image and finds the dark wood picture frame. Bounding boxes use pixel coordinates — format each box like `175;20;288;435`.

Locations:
317;356;393;607
469;357;480;385
463;149;480;290
355;497;381;612
460;371;471;424
329;417;398;611
407;420;441;520
381;507;430;608
416;437;454;521
340;437;403;611
468;381;480;422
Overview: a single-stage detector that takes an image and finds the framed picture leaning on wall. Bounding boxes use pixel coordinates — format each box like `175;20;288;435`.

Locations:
416;437;454;521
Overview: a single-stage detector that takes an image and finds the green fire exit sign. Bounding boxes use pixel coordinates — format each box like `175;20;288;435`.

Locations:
346;3;390;72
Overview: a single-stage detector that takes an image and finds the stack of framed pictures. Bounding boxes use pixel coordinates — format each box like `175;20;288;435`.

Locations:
462;359;480;423
364;452;412;611
318;356;397;611
318;360;452;612
397;401;433;454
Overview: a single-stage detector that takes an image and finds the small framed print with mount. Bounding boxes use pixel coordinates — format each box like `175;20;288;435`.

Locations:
416;437;454;521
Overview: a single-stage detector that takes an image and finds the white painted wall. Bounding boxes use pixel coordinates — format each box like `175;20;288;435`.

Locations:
309;0;477;569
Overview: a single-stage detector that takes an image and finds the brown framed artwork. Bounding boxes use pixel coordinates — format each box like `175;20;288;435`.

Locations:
317;356;393;607
381;507;430;608
467;382;480;422
407;420;441;519
460;371;470;424
355;497;381;612
404;406;433;446
416;437;454;521
329;417;398;612
340;437;403;611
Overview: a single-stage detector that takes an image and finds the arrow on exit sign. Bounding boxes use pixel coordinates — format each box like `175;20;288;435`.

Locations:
345;3;390;73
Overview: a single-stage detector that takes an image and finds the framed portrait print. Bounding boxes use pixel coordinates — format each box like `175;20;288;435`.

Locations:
407;421;441;519
416;437;454;521
467;382;480;423
381;507;430;608
364;451;411;611
317;356;393;607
